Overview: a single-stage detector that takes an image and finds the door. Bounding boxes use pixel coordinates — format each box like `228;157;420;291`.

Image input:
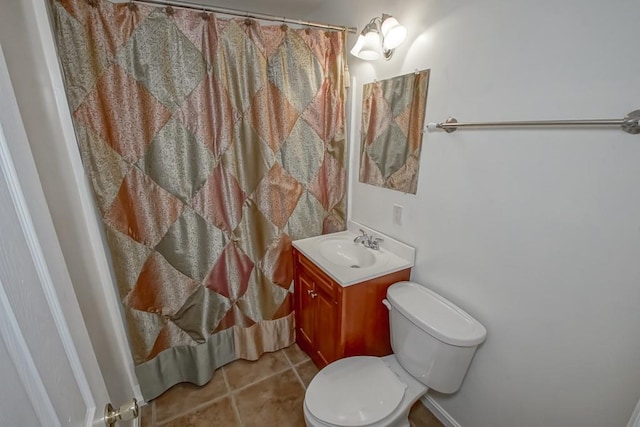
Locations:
0;44;112;426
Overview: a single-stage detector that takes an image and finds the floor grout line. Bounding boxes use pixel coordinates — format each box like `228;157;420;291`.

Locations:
223;366;245;427
229;364;293;394
281;347;293;366
156;393;231;426
283;348;308;390
142;346;441;427
154;370;232;425
150;346;314;427
153;362;292;425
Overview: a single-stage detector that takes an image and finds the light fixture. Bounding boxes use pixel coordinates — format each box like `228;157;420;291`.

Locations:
350;14;407;61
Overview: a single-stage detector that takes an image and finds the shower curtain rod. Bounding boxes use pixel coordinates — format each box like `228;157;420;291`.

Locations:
428;109;640;135
130;0;358;33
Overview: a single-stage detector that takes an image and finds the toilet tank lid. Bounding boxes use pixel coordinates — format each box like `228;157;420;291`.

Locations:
387;281;487;347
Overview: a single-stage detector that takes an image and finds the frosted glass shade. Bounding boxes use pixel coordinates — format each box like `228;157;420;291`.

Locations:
357;30;381;60
350;34;365;57
381;16;406;49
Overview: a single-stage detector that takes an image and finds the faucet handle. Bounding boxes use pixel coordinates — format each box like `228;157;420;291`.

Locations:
354;229;368;244
369;237;384;250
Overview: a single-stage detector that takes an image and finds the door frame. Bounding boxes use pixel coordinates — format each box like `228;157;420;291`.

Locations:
27;0;142;403
0;42;105;425
0;139;98;426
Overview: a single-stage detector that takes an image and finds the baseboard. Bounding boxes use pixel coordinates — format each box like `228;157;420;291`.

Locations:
420;394;461;427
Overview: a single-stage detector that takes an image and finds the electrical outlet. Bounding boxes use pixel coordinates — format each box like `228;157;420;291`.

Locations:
393;204;403;225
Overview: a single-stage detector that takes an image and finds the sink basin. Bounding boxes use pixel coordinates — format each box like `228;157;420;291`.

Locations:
319;237;376;268
292;224;415;286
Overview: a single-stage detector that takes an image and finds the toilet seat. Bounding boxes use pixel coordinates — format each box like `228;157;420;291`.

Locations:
305;356;407;426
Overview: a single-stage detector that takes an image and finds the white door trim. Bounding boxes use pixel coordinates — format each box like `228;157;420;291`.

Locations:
0;277;59;427
29;0;141;401
0;53;99;424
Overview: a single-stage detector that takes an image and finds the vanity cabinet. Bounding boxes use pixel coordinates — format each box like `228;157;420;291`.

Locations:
293;248;411;369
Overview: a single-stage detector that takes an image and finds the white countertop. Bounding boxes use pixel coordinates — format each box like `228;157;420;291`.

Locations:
292;221;415;287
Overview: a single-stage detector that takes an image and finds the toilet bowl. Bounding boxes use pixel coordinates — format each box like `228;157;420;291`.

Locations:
304;355;427;427
303;281;486;427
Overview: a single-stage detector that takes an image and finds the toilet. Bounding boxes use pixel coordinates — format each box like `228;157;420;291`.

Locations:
303;281;487;427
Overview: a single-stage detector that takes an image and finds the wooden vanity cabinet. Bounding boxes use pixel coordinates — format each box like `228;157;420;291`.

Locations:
293;248;411;369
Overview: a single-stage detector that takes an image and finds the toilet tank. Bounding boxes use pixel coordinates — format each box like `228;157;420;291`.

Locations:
385;281;487;394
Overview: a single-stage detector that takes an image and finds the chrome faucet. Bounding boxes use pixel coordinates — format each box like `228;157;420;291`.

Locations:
353;229;368;244
353;229;384;250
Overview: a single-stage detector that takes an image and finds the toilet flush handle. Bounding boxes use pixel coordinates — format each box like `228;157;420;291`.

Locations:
382;299;392;311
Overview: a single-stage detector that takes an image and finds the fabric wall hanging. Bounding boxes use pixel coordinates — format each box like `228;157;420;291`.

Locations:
359;70;429;194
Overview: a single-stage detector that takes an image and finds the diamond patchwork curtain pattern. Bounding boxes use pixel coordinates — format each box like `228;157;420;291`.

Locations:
51;0;346;400
359;70;429;194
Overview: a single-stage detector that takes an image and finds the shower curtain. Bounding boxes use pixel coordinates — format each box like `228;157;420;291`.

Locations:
51;0;346;400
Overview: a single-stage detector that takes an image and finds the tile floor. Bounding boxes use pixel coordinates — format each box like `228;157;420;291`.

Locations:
140;343;444;427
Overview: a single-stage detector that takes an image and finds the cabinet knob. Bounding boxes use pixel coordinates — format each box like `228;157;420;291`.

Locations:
307;289;318;298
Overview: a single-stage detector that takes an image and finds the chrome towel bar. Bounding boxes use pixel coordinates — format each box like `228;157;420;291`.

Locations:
428;109;640;134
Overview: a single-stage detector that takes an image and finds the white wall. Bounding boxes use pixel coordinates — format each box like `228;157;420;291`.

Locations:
0;0;139;406
316;0;640;425
2;0;639;424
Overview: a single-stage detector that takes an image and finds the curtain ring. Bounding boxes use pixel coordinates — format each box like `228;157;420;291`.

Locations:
86;0;98;7
127;1;137;11
280;24;288;32
201;10;210;20
244;18;252;26
165;6;175;16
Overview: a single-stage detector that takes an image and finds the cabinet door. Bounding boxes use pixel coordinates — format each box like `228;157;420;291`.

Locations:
296;269;315;350
314;287;337;366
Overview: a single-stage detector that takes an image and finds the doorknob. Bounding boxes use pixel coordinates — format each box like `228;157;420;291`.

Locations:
105;398;138;426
